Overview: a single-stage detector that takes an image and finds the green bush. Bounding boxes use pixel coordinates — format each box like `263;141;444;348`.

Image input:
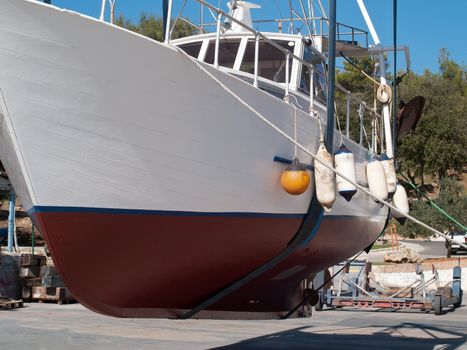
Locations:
396;176;466;237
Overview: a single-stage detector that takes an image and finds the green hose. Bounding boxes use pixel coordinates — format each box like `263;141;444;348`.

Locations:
399;173;467;231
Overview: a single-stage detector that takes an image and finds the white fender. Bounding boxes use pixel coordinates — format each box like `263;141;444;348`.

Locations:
314;143;336;211
380;153;397;196
392;183;409;223
334;145;357;201
366;157;388;202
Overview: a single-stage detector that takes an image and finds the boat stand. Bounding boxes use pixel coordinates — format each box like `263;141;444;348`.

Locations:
316;260;463;315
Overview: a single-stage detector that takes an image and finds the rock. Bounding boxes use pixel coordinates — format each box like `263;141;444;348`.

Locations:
384;247;422;263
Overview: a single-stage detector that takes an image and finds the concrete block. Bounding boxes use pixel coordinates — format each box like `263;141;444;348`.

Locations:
31;286;74;303
42;276;65;288
19;266;41;278
20;254;46;267
40;265;59;277
21;286;32;300
20;277;42;287
0;252;21;299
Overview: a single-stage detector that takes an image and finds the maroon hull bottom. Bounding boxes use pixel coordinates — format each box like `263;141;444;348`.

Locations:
31;209;385;318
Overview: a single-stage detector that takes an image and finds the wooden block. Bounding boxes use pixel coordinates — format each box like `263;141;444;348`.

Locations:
19;266;41;278
21;254;46;267
21;286;32;300
20;277;42;287
42;276;65;288
31;286;74;303
40;265;59;277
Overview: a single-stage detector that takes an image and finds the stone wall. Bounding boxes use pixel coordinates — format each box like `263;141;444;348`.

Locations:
371;257;467;290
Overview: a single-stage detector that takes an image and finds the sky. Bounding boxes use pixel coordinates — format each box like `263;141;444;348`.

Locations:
47;0;466;74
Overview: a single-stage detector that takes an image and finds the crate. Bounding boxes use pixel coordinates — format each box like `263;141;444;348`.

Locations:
30;286;74;304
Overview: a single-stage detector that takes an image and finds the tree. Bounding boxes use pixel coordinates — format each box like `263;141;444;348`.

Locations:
335;56;386;146
396;177;466;237
116;14;195;42
397;50;466;183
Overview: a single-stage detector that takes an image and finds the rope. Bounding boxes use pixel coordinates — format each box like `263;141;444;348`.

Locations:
399;173;467;231
333;101;344;145
358;103;372;150
293;106;298;158
340;52;381;86
174;46;467;250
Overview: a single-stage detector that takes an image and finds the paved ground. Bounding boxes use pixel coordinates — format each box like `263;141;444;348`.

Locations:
364;239;460;263
402;239;452;258
0;299;466;350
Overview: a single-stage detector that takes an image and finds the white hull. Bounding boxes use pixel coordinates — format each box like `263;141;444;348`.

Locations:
0;0;384;219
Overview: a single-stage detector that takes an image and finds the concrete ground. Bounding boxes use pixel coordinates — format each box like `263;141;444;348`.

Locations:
364;239;455;263
0;298;466;350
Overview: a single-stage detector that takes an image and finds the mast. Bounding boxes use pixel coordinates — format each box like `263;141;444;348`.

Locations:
356;0;394;158
325;0;337;151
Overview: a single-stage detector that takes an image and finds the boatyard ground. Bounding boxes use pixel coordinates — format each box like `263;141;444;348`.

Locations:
0;296;466;350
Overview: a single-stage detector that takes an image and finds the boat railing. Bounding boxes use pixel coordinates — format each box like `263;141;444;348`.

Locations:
250;17;368;49
167;0;382;150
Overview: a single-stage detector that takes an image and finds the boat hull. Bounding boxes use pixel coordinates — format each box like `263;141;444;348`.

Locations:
0;0;389;318
31;207;383;318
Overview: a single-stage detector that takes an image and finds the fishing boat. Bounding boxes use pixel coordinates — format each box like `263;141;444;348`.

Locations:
0;0;409;318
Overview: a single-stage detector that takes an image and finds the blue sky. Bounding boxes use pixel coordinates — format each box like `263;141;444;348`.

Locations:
48;0;466;74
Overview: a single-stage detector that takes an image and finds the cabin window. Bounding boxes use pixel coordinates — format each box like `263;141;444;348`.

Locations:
204;40;240;68
240;40;293;83
178;42;203;58
299;47;326;103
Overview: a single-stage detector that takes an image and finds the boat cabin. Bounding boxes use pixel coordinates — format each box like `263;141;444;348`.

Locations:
171;32;328;108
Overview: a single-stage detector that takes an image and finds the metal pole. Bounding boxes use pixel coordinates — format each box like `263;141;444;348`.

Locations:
359;104;364;145
200;3;204;33
346;93;350;137
214;13;222;68
289;0;294;33
309;68;314;115
392;0;398;154
109;0;116;25
7;191;15;253
254;34;259;87
99;0;106;21
285;52;290;98
325;0;336;151
356;0;393;157
164;0;173;44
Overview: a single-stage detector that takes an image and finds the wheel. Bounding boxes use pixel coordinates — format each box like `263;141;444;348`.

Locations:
453;289;463;308
434;295;442;315
447;247;452;258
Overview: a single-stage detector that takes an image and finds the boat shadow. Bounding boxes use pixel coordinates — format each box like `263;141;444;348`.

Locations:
209;322;466;349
